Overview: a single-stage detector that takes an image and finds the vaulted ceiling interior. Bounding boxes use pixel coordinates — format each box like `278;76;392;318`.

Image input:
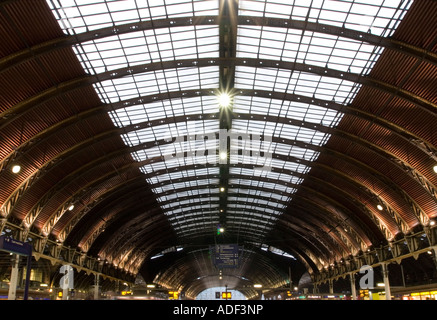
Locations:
0;0;437;299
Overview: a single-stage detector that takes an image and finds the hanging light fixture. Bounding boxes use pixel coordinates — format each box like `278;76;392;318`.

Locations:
11;164;21;174
218;93;232;108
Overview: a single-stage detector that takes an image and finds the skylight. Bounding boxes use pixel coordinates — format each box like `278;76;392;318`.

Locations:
47;0;411;240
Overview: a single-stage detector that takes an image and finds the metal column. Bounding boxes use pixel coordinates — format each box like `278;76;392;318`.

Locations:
350;273;357;300
94;273;100;300
328;279;334;294
381;263;391;300
8;254;19;300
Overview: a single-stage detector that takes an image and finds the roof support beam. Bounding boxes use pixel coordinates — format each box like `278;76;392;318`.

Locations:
218;0;239;232
2;15;436;72
4;109;425;245
2;57;435;131
60;177;154;244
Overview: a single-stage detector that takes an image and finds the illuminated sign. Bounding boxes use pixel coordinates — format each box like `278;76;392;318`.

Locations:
210;244;240;268
169;291;179;300
222;292;232;299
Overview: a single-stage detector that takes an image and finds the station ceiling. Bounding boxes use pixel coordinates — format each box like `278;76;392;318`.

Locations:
0;0;436;298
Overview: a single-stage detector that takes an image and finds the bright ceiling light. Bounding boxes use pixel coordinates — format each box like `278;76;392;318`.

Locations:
11;164;21;174
220;152;227;160
433;165;437;174
218;93;231;108
68;204;75;211
377;204;383;211
253;284;262;288
220;187;225;192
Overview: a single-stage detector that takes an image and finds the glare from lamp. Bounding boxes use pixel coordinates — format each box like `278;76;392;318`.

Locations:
220;152;227;160
434;165;437;174
220;187;225;192
218;93;231;108
377;204;383;211
68;204;75;211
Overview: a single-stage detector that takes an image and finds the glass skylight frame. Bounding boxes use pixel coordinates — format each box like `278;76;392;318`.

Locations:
237;26;378;75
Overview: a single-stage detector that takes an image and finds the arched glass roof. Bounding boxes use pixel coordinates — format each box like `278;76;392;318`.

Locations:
46;0;412;243
2;0;437;300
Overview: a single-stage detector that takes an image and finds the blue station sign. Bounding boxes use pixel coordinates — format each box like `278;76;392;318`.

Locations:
0;235;32;256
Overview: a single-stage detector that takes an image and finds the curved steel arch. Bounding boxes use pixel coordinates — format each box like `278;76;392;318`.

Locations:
60;176;154;243
2;88;434;235
168;189;365;255
36;159;150;235
266;223;332;270
286;199;364;254
2;15;436;72
3;87;432;231
5;86;433;169
150;169;371;238
71;188;164;250
4;107;430;239
95;217;174;268
3;57;435;131
32;142;408;250
3;87;434;210
276;213;347;261
101;217;174;267
124;129;413;233
136;150;409;237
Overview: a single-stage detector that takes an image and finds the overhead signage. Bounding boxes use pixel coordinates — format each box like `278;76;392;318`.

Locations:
211;244;239;268
222;292;232;299
0;235;32;256
0;235;33;300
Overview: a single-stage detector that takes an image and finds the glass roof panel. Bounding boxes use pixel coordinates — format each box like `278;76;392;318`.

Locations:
238;0;411;36
48;0;219;35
